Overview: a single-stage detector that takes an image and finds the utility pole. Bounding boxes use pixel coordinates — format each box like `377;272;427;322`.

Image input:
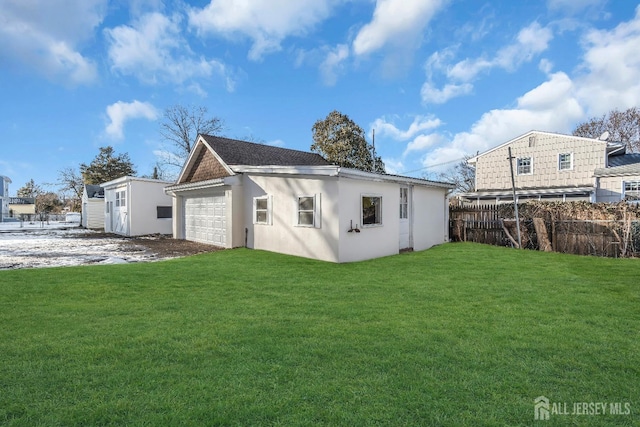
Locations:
507;147;522;248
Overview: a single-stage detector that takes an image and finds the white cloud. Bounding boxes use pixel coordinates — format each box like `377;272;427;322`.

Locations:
421;82;473;104
404;133;445;156
381;158;405;175
105;100;159;140
319;44;350;86
422;21;552;104
575;5;640;115
188;0;335;61
105;12;234;90
0;0;105;84
267;139;286;147
372;115;442;140
352;0;445;56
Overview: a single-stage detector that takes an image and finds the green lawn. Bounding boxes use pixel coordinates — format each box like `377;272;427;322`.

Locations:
0;243;638;426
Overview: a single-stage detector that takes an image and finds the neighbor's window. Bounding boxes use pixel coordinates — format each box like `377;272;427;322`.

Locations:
399;188;408;219
115;190;126;207
558;153;573;171
362;195;382;226
297;195;316;226
517;157;532;175
157;206;172;219
624;181;640;201
253;196;271;225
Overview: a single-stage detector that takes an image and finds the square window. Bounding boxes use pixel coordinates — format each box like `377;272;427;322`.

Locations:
254;196;271;225
362;195;382;226
517;157;532;175
559;153;572;171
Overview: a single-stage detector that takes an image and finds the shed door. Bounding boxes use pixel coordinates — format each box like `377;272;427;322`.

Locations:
399;187;412;250
184;194;226;246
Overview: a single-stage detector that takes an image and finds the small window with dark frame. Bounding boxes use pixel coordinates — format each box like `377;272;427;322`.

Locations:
517;157;532;175
362;195;382;226
157;206;172;219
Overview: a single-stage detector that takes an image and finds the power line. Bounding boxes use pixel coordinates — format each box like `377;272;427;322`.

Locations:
399;156;466;175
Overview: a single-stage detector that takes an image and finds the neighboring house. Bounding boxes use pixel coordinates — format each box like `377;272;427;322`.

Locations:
165;135;454;263
0;175;11;222
101;176;174;236
459;130;640;204
81;184;105;229
8;197;36;217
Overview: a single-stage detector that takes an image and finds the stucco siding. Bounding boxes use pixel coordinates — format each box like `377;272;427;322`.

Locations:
475;133;606;191
337;178;400;263
412;186;448;251
244;174;340;263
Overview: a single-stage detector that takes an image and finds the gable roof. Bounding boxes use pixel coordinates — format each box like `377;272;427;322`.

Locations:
200;135;330;167
467;130;607;164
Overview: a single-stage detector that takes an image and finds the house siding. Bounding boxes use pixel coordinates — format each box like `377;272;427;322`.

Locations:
181;146;230;184
597;175;640;203
475;133;606;191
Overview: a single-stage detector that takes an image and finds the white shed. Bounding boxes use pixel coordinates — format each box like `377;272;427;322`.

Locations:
81;184;104;229
165;135;454;263
101;176;174;236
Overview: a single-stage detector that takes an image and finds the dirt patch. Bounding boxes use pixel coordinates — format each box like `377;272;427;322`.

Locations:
70;233;223;258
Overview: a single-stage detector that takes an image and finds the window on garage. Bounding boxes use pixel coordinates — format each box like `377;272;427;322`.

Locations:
253;196;272;225
296;195;320;227
362;195;382;226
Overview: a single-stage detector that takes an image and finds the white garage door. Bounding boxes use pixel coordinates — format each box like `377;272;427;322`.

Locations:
184;194;226;246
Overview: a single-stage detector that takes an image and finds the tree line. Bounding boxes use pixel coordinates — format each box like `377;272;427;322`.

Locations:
17;106;383;218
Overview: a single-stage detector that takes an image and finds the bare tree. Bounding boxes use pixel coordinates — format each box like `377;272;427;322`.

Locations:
158;105;225;175
573;107;640;152
57;167;84;213
438;155;476;193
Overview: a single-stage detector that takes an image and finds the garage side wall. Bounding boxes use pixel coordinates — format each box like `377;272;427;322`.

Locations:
243;174;340;262
412;186;448;251
337;179;400;263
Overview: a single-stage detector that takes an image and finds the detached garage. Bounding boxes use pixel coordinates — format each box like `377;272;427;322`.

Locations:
165;135;454;263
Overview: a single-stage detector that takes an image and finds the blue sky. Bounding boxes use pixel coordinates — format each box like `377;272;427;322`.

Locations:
1;0;640;194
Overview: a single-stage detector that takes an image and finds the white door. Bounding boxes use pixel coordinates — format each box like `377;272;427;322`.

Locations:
399;187;411;249
184;194;227;246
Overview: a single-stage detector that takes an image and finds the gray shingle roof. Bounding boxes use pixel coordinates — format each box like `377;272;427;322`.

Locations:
201;135;330;167
595;153;640;177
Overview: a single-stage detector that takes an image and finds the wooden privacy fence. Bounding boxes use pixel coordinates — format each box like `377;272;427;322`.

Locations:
450;204;640;258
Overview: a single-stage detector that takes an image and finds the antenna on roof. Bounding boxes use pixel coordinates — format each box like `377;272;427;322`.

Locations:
598;131;610;141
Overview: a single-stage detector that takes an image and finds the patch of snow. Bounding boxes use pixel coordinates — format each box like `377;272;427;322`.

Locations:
0;225;160;270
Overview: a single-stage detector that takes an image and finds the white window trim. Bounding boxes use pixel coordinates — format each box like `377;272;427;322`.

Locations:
516;157;533;176
253;195;272;225
558;152;573;171
622;180;640;202
294;194;321;228
361;193;383;228
399;187;409;220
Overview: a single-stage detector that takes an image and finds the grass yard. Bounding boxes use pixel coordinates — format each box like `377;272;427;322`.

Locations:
0;243;638;426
